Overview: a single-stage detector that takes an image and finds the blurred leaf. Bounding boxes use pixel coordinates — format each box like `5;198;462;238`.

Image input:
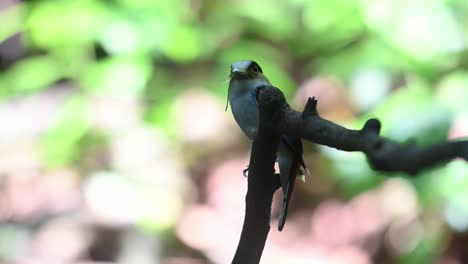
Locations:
26;0;107;49
75;130;109;173
162;24;203;62
398;235;441;264
201;15;242;53
362;82;452;145
314;38;403;80
145;100;178;138
42;96;90;167
320;147;383;197
0;3;25;43
364;0;464;63
423;160;468;202
0;56;62;98
117;0;191;20
137;187;183;232
80;56;151;98
234;0;297;40
99;19;143;55
436;71;468;113
303;0;364;35
106;0;202;61
142;67;180;137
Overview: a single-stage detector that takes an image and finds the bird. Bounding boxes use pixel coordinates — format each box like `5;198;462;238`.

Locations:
226;60;309;231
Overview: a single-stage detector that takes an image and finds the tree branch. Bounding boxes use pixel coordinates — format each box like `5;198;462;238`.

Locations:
283;95;468;175
232;86;283;264
232;85;468;263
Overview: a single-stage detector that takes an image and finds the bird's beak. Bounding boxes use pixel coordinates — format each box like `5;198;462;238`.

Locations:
230;69;249;80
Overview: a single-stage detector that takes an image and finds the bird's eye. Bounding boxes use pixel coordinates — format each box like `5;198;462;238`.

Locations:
252;63;263;73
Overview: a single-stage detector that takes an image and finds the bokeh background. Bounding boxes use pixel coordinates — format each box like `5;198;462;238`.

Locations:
1;0;468;263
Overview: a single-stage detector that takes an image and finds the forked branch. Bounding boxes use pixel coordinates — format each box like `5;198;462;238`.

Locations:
232;85;468;264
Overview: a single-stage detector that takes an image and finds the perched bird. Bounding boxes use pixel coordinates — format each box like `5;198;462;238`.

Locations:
227;60;309;231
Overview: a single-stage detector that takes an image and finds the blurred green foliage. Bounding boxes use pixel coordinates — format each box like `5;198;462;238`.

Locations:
1;0;468;262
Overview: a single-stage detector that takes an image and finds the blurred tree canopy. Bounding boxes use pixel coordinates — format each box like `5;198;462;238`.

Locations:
1;0;467;145
1;0;468;263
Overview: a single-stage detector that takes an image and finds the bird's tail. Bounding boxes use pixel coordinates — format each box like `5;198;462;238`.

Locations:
278;182;292;231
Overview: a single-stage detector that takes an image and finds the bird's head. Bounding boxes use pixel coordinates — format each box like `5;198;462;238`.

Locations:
225;60;270;111
229;60;267;81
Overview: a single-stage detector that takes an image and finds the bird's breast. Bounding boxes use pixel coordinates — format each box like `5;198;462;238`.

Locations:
229;92;259;140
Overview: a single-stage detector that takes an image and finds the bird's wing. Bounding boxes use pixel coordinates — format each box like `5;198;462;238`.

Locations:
281;135;309;177
253;84;310;178
252;84;266;105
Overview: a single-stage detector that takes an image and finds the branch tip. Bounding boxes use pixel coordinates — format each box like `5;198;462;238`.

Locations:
461;141;468;161
302;96;318;118
362;118;381;135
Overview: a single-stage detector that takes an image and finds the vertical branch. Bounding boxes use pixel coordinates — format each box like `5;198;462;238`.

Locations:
232;86;284;264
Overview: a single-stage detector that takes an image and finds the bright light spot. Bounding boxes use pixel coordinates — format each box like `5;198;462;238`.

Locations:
89;97;141;133
175;90;238;146
364;0;393;28
365;1;465;60
379;178;420;222
401;11;430;42
436;73;468;113
444;193;468;232
100;21;140;54
34;217;89;261
320;147;372;181
139;187;183;231
350;67;391;111
397;5;464;59
84;171;146;224
107;63;145;95
449;111;468;139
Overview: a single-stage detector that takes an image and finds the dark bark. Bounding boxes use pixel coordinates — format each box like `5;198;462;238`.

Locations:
232;85;468;263
283;95;468;174
232;85;283;264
